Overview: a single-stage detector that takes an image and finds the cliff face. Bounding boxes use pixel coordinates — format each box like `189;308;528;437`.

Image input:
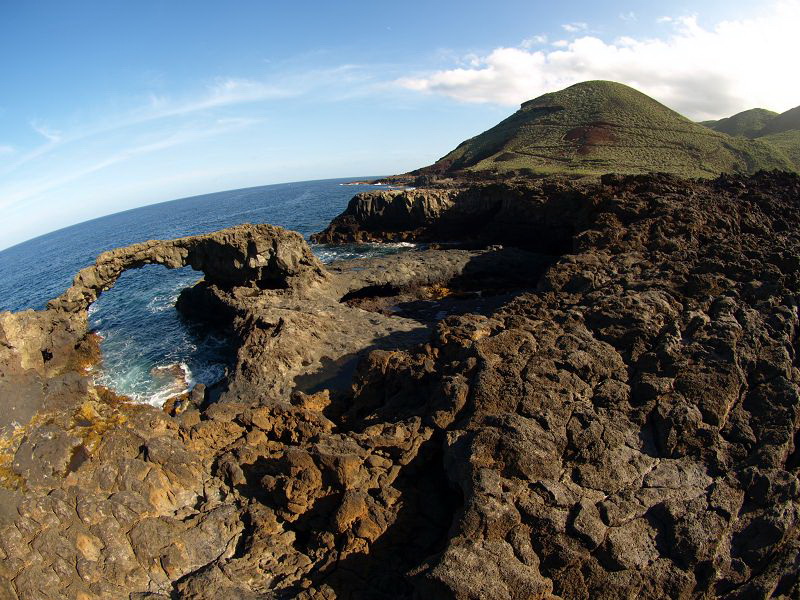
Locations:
311;182;590;255
1;172;800;599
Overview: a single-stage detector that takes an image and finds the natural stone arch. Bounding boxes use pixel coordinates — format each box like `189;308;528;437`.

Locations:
48;224;328;314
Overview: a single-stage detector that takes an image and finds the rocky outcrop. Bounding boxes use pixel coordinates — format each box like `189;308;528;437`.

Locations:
0;218;546;599
2;171;800;599
332;170;800;598
49;223;327;314
0;309;98;441
1;223;330;438
310;182;590;254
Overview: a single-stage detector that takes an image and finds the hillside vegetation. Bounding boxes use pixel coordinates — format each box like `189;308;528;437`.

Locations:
418;81;796;178
700;108;778;138
702;104;800;169
758;105;800;136
760;131;800;167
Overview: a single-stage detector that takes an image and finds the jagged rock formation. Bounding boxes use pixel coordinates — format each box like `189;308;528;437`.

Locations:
48;223;328;314
0;224;328;439
403;171;800;598
0;219;548;598
311;182;588;253
1;172;800;599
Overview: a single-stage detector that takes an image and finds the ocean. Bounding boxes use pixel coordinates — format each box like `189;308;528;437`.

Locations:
0;177;409;404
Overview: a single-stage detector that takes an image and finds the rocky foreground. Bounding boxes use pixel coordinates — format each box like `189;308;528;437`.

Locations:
1;171;799;599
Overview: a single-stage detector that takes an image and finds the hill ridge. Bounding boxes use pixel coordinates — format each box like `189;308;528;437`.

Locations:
701;108;779;138
418;80;795;178
702;103;800;169
758;105;800;136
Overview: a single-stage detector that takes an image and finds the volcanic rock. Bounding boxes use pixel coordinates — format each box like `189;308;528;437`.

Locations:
311;181;589;254
48;223;328;314
1;172;799;599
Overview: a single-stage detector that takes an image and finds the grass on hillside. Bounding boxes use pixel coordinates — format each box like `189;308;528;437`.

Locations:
702;108;779;138
758;105;800;136
429;81;795;179
699;104;800;170
760;131;800;169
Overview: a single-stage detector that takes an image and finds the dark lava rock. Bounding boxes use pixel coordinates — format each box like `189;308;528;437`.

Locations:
314;171;800;599
310;180;590;255
1;171;799;599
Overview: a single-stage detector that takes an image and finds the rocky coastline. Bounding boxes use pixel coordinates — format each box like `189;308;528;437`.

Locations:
1;171;799;598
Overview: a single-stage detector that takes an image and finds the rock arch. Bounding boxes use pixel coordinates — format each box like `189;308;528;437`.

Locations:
47;224;328;314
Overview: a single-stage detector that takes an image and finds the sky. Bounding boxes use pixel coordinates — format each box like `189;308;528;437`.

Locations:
1;0;798;250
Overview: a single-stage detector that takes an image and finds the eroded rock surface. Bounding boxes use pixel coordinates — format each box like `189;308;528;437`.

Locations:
1;172;800;599
311;181;590;254
49;223;328;314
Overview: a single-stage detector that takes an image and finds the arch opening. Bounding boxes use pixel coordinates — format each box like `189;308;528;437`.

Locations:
88;264;235;406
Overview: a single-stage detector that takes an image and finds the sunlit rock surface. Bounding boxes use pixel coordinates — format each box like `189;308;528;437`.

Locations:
1;172;799;599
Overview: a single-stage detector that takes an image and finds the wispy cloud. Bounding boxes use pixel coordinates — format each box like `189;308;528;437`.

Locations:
619;11;637;22
130;65;370;125
561;22;588;33
1;64;369;179
30;120;62;143
0;145;15;155
0;118;258;212
136;76;294;122
396;1;800;119
521;35;548;48
0;60;383;229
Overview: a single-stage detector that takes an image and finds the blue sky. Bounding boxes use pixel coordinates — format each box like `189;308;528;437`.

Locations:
1;0;798;249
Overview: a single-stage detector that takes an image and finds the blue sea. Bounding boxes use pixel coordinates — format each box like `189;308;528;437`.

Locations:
0;177;409;405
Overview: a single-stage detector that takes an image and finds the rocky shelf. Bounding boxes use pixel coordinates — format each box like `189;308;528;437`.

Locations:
0;171;799;599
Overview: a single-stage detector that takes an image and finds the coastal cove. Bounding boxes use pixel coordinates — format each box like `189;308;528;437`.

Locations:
0;177;412;403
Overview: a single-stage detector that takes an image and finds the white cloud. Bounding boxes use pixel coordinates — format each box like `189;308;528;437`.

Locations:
521;35;548;48
0;145;15;154
397;1;800;119
620;11;637;22
30;120;62;143
562;22;588;33
124;77;294;127
1;64;367;179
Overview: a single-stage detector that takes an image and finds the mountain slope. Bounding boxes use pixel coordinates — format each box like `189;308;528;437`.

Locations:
419;81;794;178
701;108;778;137
700;104;800;169
758;104;800;136
760;131;800;168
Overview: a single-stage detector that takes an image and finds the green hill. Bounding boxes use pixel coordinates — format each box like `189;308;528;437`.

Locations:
700;104;800;170
419;81;795;178
701;108;778;138
758;105;800;136
760;131;800;168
